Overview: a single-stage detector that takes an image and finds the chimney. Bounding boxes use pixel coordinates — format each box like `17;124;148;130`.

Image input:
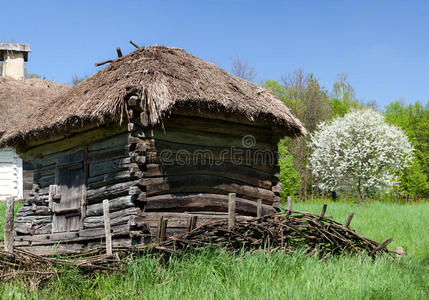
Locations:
0;43;31;80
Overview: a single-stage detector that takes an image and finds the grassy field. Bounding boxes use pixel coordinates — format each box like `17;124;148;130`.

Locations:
1;201;428;299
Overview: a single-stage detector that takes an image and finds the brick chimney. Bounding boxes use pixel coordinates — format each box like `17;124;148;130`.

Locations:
0;43;31;80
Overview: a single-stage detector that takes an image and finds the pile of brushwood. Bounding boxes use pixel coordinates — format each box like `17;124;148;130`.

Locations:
161;210;394;258
0;210;396;284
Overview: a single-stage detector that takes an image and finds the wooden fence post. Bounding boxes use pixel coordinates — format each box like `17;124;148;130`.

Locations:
4;196;14;253
157;216;164;241
256;199;262;218
228;193;236;229
287;196;292;211
320;203;328;218
344;211;354;228
160;218;168;242
190;216;198;231
103;199;112;255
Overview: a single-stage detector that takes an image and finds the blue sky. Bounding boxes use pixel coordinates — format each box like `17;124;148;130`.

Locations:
1;0;428;108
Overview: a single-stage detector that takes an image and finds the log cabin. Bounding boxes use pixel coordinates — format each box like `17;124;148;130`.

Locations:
0;76;70;201
0;45;306;255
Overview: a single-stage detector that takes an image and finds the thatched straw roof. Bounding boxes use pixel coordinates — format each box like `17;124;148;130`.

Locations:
1;46;306;147
0;78;71;139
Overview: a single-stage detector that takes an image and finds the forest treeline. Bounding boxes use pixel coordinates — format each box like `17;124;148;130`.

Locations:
260;70;428;201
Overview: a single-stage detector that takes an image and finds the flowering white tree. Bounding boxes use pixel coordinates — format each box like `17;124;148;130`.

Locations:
309;109;413;200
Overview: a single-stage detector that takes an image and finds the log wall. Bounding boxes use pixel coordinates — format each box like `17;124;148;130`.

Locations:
127;98;283;237
14;128;150;255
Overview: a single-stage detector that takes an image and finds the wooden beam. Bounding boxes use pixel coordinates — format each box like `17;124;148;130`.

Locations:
228;193;236;229
4;197;14;253
287;196;292;211
256;199;262;218
103;200;113;255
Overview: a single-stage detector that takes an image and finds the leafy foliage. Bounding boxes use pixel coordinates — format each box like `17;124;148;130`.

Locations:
277;141;300;198
309;109;413;200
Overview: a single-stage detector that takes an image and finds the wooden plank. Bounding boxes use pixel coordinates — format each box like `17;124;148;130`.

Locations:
4;197;14;252
103;200;113;255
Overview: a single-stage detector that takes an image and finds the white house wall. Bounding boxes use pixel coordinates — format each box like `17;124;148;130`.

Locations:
0;148;23;201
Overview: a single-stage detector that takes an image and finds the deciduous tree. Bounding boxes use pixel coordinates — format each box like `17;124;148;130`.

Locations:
309;109;413;200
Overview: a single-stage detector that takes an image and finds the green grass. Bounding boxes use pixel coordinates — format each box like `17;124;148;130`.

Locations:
1;201;428;299
0;202;22;240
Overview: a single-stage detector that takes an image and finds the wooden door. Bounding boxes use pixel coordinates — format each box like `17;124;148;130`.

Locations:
53;151;85;233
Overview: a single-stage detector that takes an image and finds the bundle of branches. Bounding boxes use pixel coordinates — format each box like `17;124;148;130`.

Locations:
161;210;394;259
0;249;57;283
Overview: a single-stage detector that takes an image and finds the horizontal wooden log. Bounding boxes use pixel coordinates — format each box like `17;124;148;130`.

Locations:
38;175;55;188
84;207;140;228
89;157;132;178
145;139;276;173
86;180;138;203
164;115;277;144
138;175;276;202
149;127;274;150
140;163;272;189
15;215;52;224
78;223;130;238
87;145;129;163
86;195;135;216
34;164;55;178
144;193;276;216
143;213;254;230
14;222;32;235
87;132;128;152
16;206;50;217
272;181;282;194
87;170;138;189
19;123;128;161
16;244;87;255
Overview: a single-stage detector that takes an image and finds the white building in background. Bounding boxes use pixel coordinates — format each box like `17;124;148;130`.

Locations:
0;149;23;201
0;43;30;200
0;43;31;80
0;43;71;201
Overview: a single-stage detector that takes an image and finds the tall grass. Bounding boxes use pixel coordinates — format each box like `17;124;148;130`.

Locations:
0;201;428;299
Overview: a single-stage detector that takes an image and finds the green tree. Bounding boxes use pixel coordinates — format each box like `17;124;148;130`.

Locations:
385;100;429;198
263;70;332;198
329;73;361;118
278;141;300;199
